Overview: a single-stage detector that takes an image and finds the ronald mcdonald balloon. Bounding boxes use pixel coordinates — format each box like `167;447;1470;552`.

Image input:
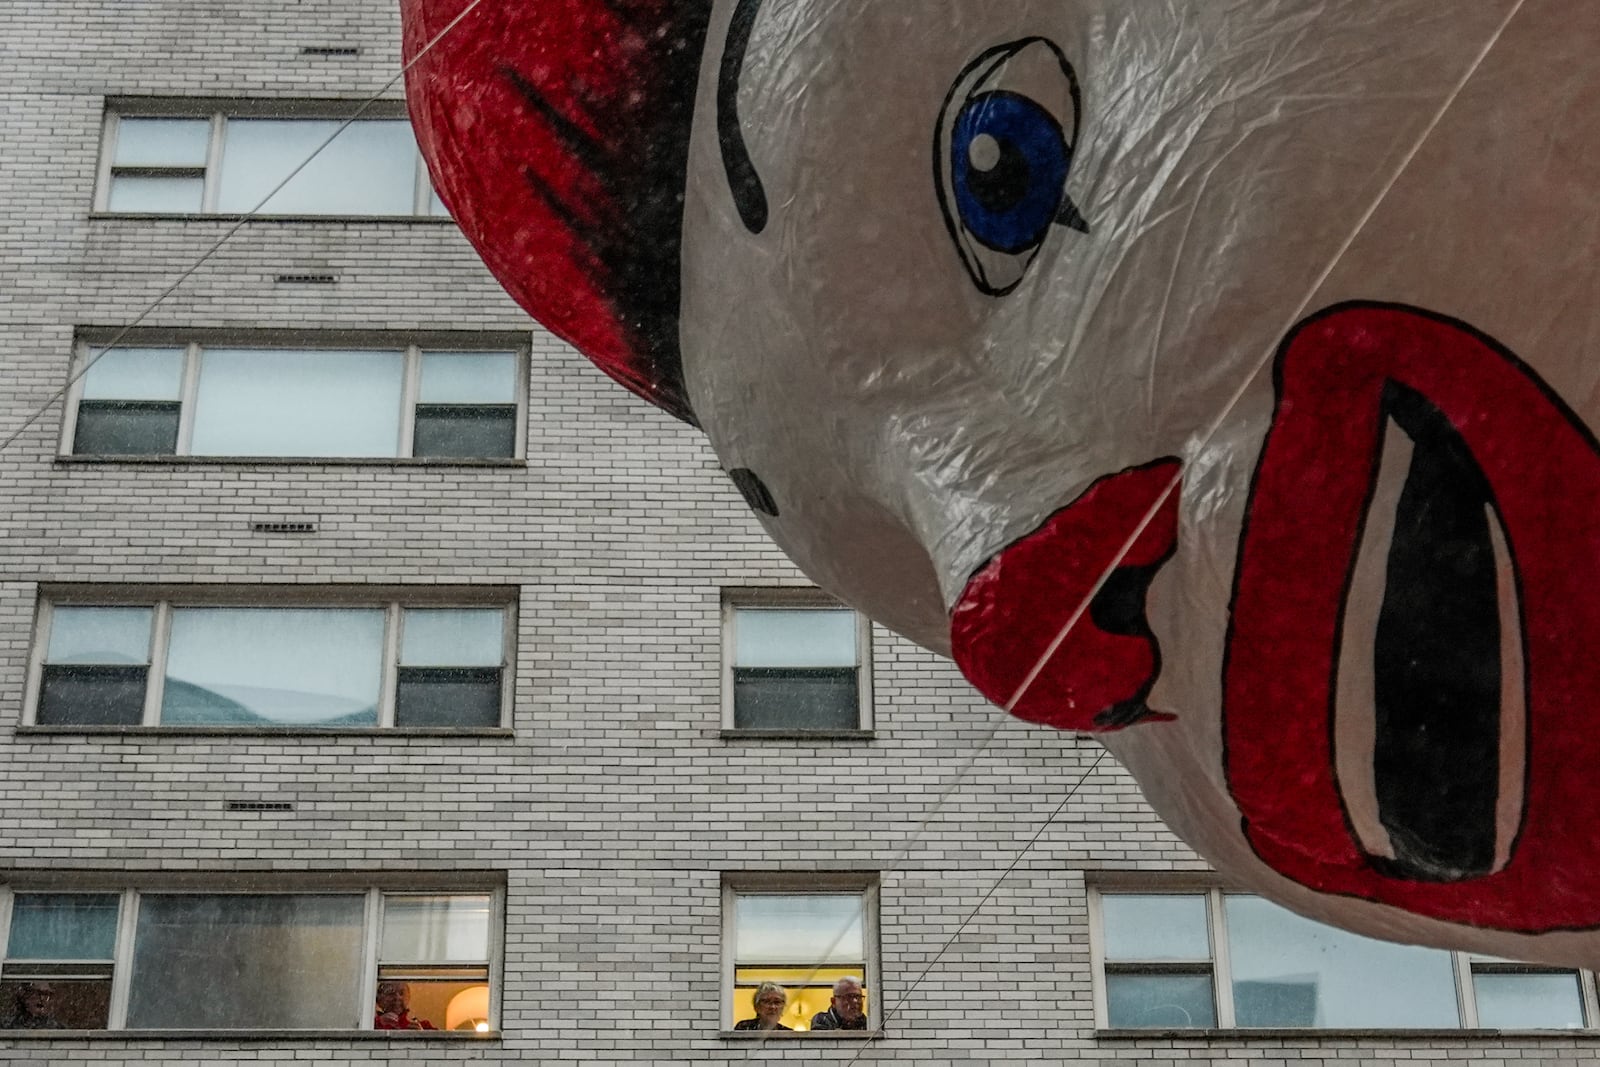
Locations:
403;0;1600;963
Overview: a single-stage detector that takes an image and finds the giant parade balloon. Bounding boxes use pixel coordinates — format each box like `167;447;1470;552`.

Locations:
402;0;1600;964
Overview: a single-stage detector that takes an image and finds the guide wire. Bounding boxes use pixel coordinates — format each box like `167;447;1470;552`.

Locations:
0;0;488;458
746;2;1525;1054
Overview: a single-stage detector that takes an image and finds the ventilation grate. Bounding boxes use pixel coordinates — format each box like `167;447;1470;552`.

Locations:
274;273;338;285
225;800;294;812
300;45;360;56
250;521;317;535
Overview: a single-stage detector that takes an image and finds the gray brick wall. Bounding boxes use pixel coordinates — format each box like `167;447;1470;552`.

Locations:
0;1;1594;1063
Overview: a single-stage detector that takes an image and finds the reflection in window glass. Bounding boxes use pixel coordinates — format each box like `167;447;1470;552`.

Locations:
191;349;404;457
1225;895;1459;1028
414;352;518;460
1473;971;1585;1029
1106;973;1217;1029
1101;894;1210;961
395;609;503;728
38;608;153;726
74;348;185;456
127;894;364;1029
216;120;418;215
114;119;210;166
8;895;120;960
80;349;184;402
381;895;491;962
162;608;384;726
106;175;204;214
731;607;861;731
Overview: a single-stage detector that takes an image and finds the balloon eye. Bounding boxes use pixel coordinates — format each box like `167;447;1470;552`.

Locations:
951;92;1069;255
935;39;1086;296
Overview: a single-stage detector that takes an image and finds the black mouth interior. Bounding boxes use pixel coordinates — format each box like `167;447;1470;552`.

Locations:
1089;561;1164;728
1367;381;1503;881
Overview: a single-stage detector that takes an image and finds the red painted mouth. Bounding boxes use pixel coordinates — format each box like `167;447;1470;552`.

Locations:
1226;301;1600;933
950;459;1181;732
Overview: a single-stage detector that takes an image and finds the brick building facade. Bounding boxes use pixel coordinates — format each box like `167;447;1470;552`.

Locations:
0;1;1597;1063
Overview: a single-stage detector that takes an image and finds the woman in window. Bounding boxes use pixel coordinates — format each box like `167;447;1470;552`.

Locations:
733;982;791;1031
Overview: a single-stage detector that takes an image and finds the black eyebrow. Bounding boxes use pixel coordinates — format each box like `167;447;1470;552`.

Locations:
717;0;769;233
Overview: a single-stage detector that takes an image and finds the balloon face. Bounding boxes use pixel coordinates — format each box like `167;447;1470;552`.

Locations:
404;0;1600;960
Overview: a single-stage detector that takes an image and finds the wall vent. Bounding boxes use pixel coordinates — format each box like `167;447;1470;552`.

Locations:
274;273;338;285
225;800;294;812
251;521;317;535
300;45;360;56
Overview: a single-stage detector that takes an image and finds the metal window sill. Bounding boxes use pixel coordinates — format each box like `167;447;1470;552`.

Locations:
1098;1027;1597;1040
16;726;515;739
720;729;876;742
88;213;458;224
55;454;525;468
719;1029;883;1040
0;1028;499;1041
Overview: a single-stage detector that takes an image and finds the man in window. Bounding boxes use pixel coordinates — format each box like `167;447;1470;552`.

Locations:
809;976;867;1031
1;982;65;1030
373;980;436;1030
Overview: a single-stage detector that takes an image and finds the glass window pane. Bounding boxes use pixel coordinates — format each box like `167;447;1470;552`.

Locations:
113;118;210;166
162;608;384;727
126;894;364;1029
412;407;516;459
1474;972;1584;1029
80;348;184;401
733;668;858;730
73;402;180;456
190;348;403;457
37;665;148;726
419;353;517;403
106;175;204;213
0;975;110;1029
1225;895;1460;1028
7;895;119;960
47;607;151;664
734;894;864;965
380;895;491;963
734;609;857;668
1106;974;1216;1028
394;668;501;728
217;119;418;215
1101;894;1210;961
400;609;503;666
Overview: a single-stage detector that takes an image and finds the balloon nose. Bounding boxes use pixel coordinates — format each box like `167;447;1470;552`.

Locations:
949;459;1182;731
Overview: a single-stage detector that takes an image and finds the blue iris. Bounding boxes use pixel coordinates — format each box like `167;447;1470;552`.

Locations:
950;90;1070;255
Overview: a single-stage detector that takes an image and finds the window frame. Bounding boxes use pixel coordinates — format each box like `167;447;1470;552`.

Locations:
1088;882;1600;1033
59;332;528;463
0;875;503;1034
720;589;874;739
720;872;881;1036
24;586;517;734
94;100;450;220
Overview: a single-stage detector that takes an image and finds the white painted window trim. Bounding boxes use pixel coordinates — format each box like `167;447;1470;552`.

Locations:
719;588;874;733
1088;883;1598;1032
0;880;501;1033
25;587;517;731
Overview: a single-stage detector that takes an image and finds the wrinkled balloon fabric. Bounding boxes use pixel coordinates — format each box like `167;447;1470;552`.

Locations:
402;0;1600;964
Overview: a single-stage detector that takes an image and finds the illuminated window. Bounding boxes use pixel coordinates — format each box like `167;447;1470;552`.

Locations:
724;591;871;734
30;591;512;731
64;339;523;461
0;884;499;1032
97;105;446;217
1094;887;1593;1030
723;875;877;1034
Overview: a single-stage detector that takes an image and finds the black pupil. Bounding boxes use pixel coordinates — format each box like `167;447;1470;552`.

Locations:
968;135;1030;213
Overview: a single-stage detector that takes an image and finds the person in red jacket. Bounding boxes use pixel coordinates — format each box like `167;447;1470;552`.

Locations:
373;980;437;1031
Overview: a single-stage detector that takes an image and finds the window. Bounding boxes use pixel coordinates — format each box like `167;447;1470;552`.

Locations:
724;592;871;733
723;875;878;1033
97;105;444;217
1093;888;1595;1030
29;592;512;730
64;340;523;460
0;883;498;1031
